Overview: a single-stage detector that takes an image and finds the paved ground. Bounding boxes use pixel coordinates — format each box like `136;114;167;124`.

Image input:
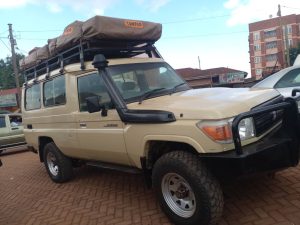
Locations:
0;150;300;225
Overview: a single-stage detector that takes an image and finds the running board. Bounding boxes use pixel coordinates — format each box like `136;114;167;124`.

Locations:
86;161;142;174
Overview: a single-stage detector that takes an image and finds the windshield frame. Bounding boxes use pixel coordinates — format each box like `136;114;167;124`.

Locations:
106;62;190;104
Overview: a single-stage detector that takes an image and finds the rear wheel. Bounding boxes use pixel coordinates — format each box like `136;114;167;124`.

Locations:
152;151;223;225
43;142;73;183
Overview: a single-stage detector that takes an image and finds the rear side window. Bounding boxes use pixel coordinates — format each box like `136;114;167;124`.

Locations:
0;116;6;128
44;75;66;107
25;84;41;110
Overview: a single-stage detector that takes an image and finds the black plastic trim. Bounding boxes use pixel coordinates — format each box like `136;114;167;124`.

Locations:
232;101;296;155
200;123;299;176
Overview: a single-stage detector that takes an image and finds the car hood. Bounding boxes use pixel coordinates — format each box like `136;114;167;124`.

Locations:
127;88;280;120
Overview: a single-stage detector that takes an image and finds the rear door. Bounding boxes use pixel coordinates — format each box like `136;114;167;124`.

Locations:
7;115;25;144
0;115;10;147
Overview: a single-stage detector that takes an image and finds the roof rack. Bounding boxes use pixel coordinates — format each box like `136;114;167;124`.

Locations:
23;41;162;82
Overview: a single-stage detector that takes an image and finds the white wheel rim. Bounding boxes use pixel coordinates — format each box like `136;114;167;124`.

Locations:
161;173;196;218
46;152;59;176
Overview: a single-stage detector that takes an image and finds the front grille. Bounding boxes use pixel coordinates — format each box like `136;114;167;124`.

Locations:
253;109;284;136
252;96;285;136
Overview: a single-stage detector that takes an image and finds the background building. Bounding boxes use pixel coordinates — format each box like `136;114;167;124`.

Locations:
249;14;300;80
0;88;19;112
176;67;247;88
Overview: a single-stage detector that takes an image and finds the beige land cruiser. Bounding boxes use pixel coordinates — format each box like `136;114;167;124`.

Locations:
21;16;300;225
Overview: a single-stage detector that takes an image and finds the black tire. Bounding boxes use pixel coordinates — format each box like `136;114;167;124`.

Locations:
152;151;223;225
43;142;73;183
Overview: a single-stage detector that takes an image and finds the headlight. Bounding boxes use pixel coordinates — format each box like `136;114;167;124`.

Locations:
197;117;255;143
238;117;255;140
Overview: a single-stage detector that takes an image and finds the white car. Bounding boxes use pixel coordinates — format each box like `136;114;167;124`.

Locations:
252;65;300;110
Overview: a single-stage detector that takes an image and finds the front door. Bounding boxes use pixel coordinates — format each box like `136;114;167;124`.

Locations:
75;72;130;166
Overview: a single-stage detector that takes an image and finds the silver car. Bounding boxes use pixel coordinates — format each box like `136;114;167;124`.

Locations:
252;65;300;109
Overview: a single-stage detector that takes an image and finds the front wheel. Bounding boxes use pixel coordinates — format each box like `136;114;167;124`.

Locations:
43;142;73;183
152;151;223;225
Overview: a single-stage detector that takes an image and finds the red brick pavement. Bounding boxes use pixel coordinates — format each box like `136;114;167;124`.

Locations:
0;150;300;225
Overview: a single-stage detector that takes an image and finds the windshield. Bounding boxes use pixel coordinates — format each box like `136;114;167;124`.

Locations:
107;62;189;102
252;67;292;89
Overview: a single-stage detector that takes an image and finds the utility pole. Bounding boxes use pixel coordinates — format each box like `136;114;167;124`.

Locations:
278;4;290;67
8;23;21;110
197;56;201;70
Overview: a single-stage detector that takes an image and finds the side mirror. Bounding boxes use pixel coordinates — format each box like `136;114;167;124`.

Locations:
292;88;300;97
86;96;108;116
86;96;101;113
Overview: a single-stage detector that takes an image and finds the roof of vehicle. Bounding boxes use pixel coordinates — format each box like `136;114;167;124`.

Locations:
24;57;165;86
23;41;162;84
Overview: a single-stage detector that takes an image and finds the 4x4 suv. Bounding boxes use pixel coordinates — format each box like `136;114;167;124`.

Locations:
21;16;300;225
0;113;26;153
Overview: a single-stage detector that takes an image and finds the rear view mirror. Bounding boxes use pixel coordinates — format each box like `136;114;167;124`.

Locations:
86;96;101;113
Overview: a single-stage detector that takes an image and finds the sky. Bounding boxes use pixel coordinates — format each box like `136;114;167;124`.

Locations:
0;0;300;76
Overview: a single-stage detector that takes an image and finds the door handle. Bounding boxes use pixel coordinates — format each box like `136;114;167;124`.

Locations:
11;127;19;130
79;123;87;128
27;124;33;129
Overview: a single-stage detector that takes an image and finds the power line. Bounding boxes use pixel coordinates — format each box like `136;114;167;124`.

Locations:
16;37;48;41
16;29;63;33
282;6;300;11
162;14;230;24
0;30;8;35
162;30;248;40
0;38;11;52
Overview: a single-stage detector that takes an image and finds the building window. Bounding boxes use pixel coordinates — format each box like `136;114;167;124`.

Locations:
266;41;277;49
254;44;261;51
288;39;293;47
283;25;292;34
264;29;277;38
253;32;260;41
43;75;66;107
25;84;41;110
256;69;262;76
266;54;277;62
254;57;261;64
287;25;292;34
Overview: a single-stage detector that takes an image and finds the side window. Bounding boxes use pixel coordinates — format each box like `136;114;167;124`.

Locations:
0;116;6;128
44;75;66;107
78;73;112;112
25;84;41;110
275;69;300;88
9;115;22;127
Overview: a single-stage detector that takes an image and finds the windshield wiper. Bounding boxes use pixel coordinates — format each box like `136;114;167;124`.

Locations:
139;88;166;104
170;82;187;95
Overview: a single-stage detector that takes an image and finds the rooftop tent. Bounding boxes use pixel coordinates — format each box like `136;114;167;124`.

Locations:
20;16;162;75
82;16;162;42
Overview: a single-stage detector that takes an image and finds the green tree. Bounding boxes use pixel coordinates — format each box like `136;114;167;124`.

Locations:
0;54;24;90
289;42;300;66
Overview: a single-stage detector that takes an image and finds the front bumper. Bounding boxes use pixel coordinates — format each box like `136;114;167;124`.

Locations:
201;99;300;177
